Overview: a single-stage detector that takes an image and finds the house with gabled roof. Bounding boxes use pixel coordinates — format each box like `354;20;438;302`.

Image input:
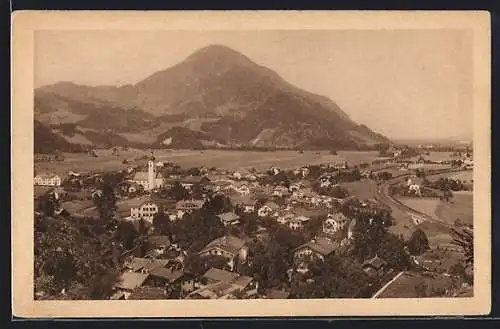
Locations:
216;212;241;227
198;235;248;271
362;255;388;277
257;201;280;217
293;237;340;272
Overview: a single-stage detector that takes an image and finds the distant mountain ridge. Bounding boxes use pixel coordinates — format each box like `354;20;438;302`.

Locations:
34;44;390;151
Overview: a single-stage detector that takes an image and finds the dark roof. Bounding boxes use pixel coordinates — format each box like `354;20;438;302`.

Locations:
200;235;246;255
263;201;280;210
295;237;339;256
125;257;168;272
114;272;149;291
232;275;253;289
362;255;388;270
176;199;205;209
203;267;239;283
149;266;184;282
217;212;240;223
128;286;166;300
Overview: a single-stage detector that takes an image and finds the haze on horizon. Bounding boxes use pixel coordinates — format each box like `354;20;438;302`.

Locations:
34;29;473;141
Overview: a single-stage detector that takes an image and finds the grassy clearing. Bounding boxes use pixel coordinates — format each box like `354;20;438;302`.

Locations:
417;221;455;249
341;180;378;201
416;249;465;273
376;271;457;298
449;171;473;183
396;197;442;221
435;193;473;226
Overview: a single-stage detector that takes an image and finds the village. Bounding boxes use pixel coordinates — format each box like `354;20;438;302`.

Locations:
33;145;474;300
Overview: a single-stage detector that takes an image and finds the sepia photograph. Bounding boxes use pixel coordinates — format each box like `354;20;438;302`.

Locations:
11;11;491;317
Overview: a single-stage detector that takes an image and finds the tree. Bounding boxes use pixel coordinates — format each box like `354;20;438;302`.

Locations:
407;228;430;255
203;194;232;215
116;221;140;250
443;190;454;203
451;227;473;266
34;215;121;300
93;183;117;222
36;191;59;217
152;212;172;238
169;182;189;201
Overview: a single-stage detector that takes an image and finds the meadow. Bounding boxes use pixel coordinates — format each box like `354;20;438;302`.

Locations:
35;149;383;176
340;180;378;201
434;192;473;226
375;271;457;298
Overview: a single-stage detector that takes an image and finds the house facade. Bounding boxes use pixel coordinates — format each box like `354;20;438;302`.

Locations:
34;174;62;187
175;199;205;219
198;235;248;271
293;237;339;272
130;201;160;223
323;213;349;234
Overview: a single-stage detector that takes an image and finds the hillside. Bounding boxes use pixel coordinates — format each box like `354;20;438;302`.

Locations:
34;120;86;154
34;44;390;150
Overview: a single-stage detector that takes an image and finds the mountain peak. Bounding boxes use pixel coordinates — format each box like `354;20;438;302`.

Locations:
185;44;255;67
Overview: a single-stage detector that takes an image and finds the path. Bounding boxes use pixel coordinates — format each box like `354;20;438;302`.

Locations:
374;169;465;231
371;271;404;298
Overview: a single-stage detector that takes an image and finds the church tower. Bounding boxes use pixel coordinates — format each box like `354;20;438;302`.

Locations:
148;160;155;190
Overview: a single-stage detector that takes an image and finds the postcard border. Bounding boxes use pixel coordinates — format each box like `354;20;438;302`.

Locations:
11;10;492;318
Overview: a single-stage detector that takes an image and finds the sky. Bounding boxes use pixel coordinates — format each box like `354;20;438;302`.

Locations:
34;29;473;140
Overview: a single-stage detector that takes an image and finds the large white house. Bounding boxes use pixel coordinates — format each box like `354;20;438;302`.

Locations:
34;174;62;187
130;201;160;223
132;160;164;191
323;213;349;234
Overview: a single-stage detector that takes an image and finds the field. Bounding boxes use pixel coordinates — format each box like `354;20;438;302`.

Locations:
376;271;458;298
417;221;456;249
416;249;465;273
35;149;383;176
426;170;473;183
435;193;473;226
449;171;473;183
409;152;460;163
408;163;452;171
340;180;378;201
396;197;442;221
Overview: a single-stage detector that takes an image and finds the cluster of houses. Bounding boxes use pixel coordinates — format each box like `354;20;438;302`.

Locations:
36;155;398;299
111;233;257;300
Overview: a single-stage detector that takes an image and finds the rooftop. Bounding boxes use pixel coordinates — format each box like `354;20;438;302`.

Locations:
149;266;185;282
114;272;149;291
217;212;240;223
200;235;246;255
363;255;387;270
203;267;239;284
128;286;166;300
296;237;340;256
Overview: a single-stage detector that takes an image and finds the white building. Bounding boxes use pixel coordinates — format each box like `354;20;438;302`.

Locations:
132;160;164;191
130;201;159;223
34;174;61;187
323;213;349;234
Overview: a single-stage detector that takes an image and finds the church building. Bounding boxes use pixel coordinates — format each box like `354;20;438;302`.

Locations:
132;160;164;191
